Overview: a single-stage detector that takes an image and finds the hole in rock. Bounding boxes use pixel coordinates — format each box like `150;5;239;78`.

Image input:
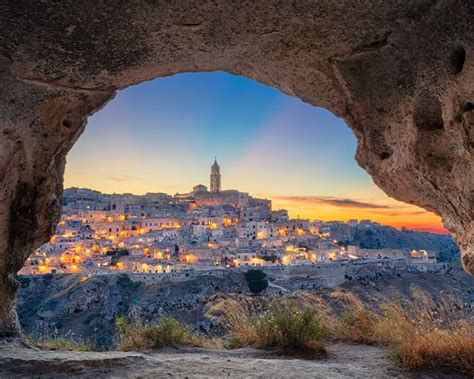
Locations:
461;101;473;112
379;151;391;160
17;72;453;350
414;92;444;131
450;45;466;74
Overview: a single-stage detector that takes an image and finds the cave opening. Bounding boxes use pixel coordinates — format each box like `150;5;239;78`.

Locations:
14;72;458;349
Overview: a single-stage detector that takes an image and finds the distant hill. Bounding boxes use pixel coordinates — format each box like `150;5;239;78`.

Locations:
351;225;459;262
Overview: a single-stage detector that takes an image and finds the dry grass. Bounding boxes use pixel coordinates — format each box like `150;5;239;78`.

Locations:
205;293;473;373
205;296;264;347
393;322;474;374
227;303;327;358
36;337;94;351
330;307;379;344
327;304;474;374
116;315;209;351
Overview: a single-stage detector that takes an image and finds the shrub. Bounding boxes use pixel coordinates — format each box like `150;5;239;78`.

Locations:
116;315;198;351
229;304;326;357
245;269;268;294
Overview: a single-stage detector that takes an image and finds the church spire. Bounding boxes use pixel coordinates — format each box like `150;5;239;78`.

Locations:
210;158;221;192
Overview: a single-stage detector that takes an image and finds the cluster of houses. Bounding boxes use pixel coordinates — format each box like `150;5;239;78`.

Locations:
20;161;439;276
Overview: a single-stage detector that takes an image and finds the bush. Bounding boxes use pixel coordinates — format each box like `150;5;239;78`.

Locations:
245;269;268;294
229;304;326;358
116;315;197;351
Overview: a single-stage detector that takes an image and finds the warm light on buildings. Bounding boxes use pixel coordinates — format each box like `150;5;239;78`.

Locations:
115;261;125;270
232;259;240;267
251;257;264;266
281;255;290;265
70;264;79;272
410;249;428;258
183;254;197;264
38;265;49;273
327;252;337;261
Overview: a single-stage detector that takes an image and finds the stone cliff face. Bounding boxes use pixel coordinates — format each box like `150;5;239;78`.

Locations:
0;1;472;337
16;271;474;349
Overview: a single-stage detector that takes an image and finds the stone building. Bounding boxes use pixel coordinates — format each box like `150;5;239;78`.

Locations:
210;158;221;193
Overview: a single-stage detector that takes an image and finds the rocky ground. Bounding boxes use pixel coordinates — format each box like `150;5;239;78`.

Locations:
0;339;469;378
16;265;474;349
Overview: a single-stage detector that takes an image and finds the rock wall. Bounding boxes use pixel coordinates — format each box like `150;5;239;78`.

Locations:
0;1;472;337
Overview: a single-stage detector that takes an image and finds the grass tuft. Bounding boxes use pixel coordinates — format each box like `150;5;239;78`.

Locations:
228;303;326;358
328;304;474;374
116;315;208;351
36;337;94;351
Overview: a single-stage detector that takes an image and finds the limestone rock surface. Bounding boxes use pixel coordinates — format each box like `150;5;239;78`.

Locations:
0;1;472;337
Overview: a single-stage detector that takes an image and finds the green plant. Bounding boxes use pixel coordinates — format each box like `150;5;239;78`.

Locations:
229;304;326;357
116;315;196;351
245;269;268;294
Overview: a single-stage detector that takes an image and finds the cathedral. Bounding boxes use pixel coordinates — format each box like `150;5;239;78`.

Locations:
175;159;271;217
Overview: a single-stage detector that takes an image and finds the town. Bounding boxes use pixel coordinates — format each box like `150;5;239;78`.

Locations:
20;159;446;284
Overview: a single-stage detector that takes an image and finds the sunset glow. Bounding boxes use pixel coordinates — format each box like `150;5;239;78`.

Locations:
64;72;446;234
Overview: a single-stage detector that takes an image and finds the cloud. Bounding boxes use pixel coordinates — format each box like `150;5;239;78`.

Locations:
104;175;141;182
272;195;394;210
377;210;427;216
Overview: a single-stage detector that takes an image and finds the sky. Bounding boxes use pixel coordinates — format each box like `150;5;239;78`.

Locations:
64;72;446;234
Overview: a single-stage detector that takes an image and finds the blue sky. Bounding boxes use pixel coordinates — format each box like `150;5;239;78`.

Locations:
64;72;444;232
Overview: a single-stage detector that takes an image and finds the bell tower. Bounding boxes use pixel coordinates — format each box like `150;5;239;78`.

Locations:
210;158;221;193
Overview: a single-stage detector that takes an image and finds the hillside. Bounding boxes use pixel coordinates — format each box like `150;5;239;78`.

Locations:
350;225;459;261
17;267;473;349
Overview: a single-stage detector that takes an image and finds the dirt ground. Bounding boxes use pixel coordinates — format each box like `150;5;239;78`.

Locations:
0;340;468;378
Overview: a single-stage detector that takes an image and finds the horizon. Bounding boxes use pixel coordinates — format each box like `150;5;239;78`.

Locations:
62;184;448;235
64;71;447;234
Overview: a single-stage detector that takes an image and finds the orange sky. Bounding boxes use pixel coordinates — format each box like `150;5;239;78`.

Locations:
269;195;446;234
63;72;447;235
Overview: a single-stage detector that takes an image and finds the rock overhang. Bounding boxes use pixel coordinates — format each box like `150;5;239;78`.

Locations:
0;0;472;337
